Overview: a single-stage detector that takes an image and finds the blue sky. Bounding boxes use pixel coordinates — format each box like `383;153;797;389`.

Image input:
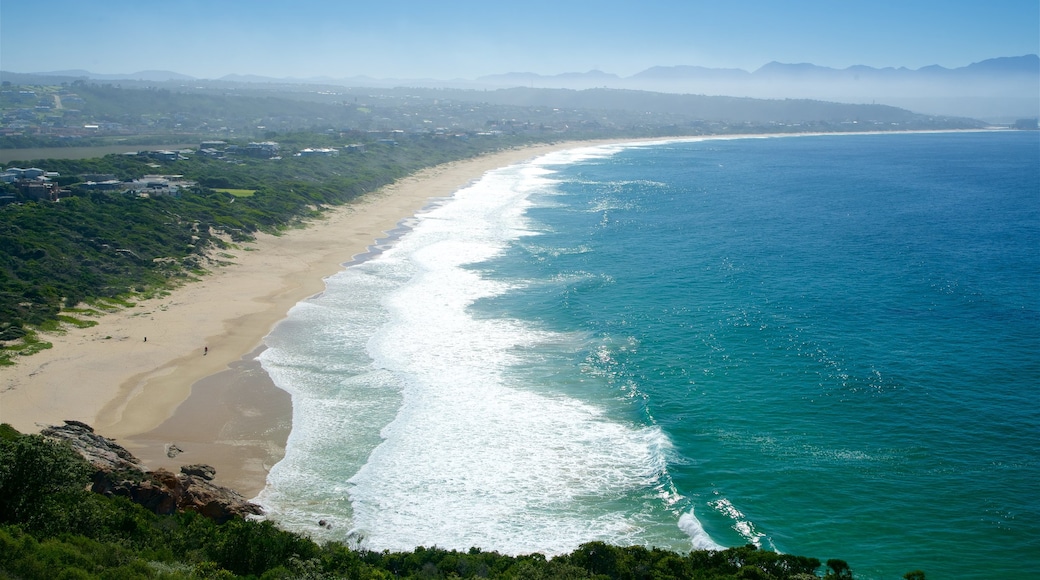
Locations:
2;1;1037;79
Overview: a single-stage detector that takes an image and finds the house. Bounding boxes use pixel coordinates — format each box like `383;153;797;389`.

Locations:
198;148;225;158
243;141;280;158
125;174;196;196
138;150;180;162
5;167;45;179
296;147;339;157
15;180;57;201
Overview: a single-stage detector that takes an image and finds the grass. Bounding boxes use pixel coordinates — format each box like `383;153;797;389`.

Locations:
56;315;99;329
36;319;65;333
90;296;137;310
0;289;159;363
1;331;53;358
63;307;103;317
214;188;257;197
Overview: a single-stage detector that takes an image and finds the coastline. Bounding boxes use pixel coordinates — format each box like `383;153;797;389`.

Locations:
0;140;605;497
0;129;991;497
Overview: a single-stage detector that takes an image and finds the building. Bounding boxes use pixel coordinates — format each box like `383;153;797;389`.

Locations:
296;147;339;157
4;167;45;179
242;141;280;158
138;150;180;162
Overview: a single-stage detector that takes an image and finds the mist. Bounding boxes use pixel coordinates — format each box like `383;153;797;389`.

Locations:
467;56;1040;123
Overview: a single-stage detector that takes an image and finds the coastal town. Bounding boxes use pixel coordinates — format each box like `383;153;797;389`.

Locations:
1;134;470;204
2;140;310;203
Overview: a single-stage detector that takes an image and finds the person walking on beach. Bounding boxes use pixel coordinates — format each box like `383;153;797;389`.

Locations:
204;346;208;355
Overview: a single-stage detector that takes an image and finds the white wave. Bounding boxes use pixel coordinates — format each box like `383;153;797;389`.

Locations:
679;510;726;551
708;497;766;547
257;148;718;555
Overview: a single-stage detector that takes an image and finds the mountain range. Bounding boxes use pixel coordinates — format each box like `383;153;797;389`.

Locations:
483;54;1039;84
477;56;1039;121
4;55;1038;122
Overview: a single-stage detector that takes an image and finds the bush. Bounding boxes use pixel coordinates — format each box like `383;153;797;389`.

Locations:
0;430;91;532
0;426;852;579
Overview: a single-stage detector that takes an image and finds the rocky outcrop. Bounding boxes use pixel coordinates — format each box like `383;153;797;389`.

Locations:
42;420;263;524
41;420;145;475
181;464;217;481
104;467;264;523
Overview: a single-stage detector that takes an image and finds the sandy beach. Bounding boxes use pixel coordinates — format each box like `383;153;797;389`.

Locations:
0;141;597;497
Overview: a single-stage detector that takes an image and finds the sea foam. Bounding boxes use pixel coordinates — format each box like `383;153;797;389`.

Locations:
257;146;714;554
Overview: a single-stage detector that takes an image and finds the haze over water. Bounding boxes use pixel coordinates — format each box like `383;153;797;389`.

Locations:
258;131;1039;579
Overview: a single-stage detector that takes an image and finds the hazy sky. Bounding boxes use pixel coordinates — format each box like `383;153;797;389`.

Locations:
2;0;1037;79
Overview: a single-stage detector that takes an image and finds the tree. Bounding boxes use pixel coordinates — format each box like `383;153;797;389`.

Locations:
0;427;91;530
824;559;854;579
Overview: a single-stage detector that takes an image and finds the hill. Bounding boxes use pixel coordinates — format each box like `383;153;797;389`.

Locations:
4;54;1035;121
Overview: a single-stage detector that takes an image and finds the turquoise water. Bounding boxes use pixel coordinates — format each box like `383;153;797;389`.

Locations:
257;132;1039;579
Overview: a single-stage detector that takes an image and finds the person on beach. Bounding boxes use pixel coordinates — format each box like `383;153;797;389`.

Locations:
204;346;208;355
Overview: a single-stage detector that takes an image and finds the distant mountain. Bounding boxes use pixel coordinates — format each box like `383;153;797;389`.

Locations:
619;55;1039;122
3;55;1036;122
631;55;1040;82
10;55;1035;87
963;54;1040;74
470;56;1039;120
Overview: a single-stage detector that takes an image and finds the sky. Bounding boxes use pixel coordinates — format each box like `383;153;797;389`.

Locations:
2;0;1038;80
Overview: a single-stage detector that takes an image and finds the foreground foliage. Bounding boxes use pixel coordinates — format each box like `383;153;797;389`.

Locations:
0;424;866;579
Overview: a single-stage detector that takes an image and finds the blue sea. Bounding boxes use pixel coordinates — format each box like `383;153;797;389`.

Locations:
256;131;1040;579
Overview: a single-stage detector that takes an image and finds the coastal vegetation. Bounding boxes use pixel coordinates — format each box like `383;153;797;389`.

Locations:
0;130;533;364
0;423;873;579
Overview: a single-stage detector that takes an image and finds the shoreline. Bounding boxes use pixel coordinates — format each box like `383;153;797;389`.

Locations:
0;129;993;497
0;140;608;497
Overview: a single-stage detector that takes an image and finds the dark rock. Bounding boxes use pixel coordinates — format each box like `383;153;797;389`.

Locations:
180;474;264;522
181;464;217;480
43;420;263;523
63;419;95;432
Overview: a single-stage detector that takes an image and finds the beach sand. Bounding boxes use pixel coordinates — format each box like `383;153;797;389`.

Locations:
0;141;597;497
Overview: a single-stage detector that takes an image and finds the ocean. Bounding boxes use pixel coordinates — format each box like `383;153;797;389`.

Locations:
255;131;1040;579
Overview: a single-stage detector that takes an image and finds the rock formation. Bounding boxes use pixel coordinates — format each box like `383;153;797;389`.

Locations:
41;420;263;523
